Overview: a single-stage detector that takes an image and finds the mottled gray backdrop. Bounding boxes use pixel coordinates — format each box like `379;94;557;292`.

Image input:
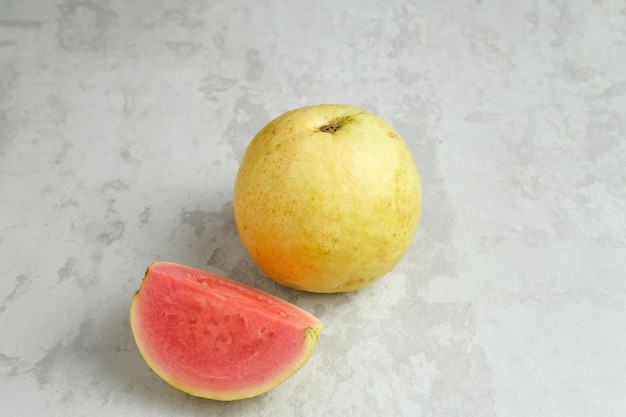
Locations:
1;1;625;416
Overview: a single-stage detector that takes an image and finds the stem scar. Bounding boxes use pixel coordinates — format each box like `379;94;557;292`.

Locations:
320;122;340;134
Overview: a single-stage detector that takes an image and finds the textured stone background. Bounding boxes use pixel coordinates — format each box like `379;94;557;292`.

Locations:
1;1;625;416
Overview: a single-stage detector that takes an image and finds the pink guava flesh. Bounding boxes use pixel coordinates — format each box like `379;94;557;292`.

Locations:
130;262;322;400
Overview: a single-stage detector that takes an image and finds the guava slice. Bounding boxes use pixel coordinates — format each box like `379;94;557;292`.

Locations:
130;261;323;401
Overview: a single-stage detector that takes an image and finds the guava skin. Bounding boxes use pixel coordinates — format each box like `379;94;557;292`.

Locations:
234;104;422;293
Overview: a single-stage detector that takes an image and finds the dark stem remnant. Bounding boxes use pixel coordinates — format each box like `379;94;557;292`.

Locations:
320;122;340;134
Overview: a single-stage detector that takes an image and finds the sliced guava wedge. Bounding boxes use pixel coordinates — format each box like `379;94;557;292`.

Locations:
130;261;322;401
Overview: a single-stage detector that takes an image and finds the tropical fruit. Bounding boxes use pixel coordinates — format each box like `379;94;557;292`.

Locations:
129;262;323;401
234;104;422;293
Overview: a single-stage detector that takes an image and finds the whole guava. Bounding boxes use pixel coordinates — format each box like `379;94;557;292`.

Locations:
233;104;421;293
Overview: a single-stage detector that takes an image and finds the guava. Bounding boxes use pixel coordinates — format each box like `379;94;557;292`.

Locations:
130;262;323;401
234;104;421;293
